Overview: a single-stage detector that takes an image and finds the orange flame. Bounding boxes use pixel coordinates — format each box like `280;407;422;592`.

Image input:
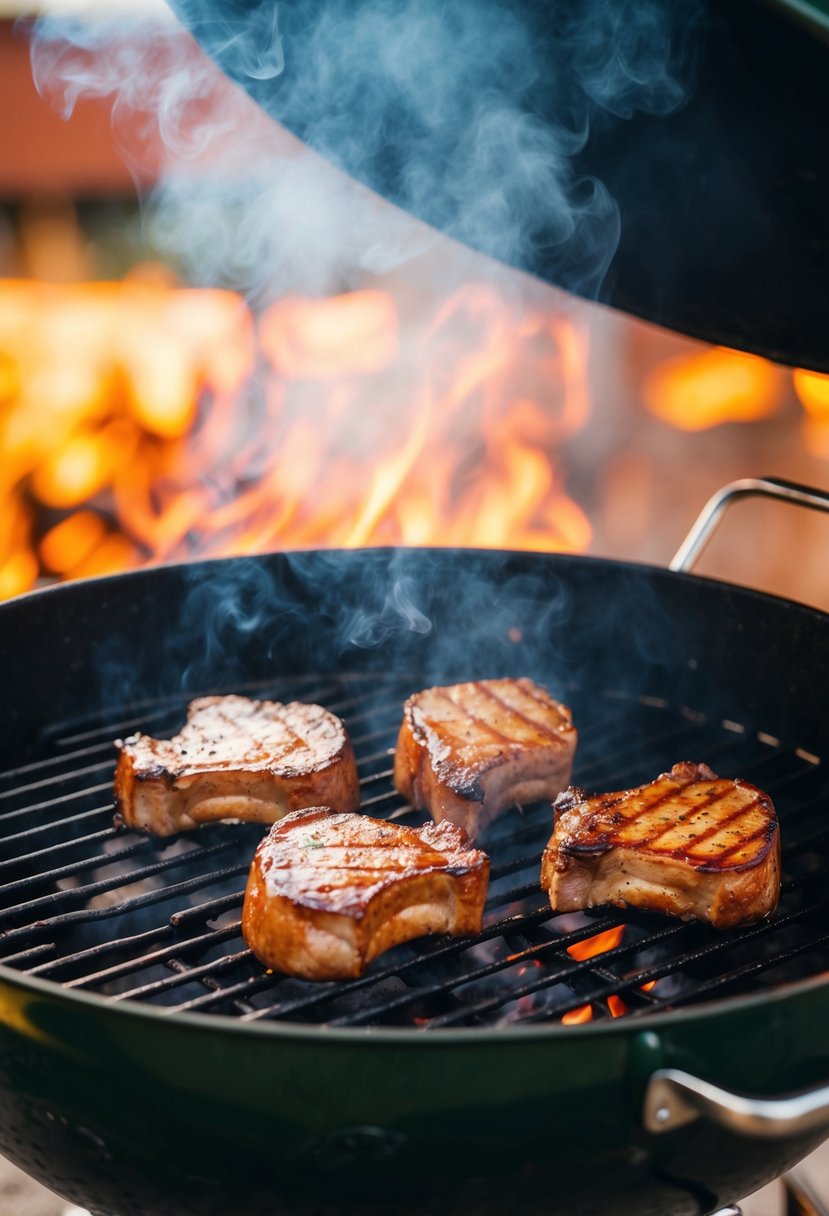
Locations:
794;368;829;458
561;1004;594;1025
643;346;783;431
0;277;592;598
566;924;625;962
606;993;628;1018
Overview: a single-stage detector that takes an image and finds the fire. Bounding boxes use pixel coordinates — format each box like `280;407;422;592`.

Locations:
643;346;783;431
605;994;628;1018
561;925;630;1024
793;368;829;457
561;1005;594;1025
566;924;625;962
0;276;592;597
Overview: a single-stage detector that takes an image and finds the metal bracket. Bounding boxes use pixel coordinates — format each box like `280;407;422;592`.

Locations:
644;1069;829;1139
670;476;829;574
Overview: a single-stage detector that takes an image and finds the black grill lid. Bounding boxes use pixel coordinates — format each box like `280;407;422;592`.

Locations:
169;0;829;371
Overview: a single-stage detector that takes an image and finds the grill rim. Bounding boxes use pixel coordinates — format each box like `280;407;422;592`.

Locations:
4;955;829;1042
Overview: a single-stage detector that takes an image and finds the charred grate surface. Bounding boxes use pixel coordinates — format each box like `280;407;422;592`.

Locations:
1;673;827;1029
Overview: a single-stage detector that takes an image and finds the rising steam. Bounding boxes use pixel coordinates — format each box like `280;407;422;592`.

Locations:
28;0;698;304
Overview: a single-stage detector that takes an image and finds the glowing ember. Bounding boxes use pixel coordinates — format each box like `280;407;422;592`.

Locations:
39;511;107;574
561;1004;594;1025
606;993;628;1018
566;924;625;962
643;346;783;431
0;277;592;598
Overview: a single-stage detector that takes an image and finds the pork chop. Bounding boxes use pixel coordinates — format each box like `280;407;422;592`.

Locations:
393;678;576;838
114;695;359;836
541;761;780;928
242;807;490;980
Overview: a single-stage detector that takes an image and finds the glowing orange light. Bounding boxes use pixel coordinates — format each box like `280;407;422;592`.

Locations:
793;368;829;418
643;346;782;431
30;431;113;508
793;368;829;458
0;550;38;599
260;290;399;380
606;994;628;1018
640;980;657;993
567;925;625;962
39;511;107;574
0;276;593;597
68;533;138;579
561;1005;594;1025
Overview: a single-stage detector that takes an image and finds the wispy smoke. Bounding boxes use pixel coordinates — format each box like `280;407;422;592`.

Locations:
28;0;698;304
26;0;699;688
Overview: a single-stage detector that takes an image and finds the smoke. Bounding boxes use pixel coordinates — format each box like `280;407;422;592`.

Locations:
27;0;698;304
25;0;700;692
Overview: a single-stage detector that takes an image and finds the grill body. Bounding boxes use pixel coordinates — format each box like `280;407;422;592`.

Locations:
1;548;829;1216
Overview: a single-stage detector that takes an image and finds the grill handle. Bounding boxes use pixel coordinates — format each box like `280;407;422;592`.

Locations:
670;477;829;574
644;1069;829;1139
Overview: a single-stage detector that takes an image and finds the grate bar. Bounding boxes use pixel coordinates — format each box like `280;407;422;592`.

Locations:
178;888;559;1018
0;787;114;827
427;884;829;1029
110;944;252;1001
0;833;151;895
0;760;115;806
0;855;253;955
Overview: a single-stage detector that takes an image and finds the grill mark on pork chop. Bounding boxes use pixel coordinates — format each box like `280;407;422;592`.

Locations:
242;807;490;979
433;687;516;745
543;762;780;928
703;821;778;870
474;680;566;743
631;792;759;853
393;678;577;839
561;787;772;867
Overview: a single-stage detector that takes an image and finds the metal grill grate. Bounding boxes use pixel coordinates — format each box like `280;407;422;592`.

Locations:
1;673;828;1029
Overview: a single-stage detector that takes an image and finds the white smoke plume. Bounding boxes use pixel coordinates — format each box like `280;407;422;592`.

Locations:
28;0;699;305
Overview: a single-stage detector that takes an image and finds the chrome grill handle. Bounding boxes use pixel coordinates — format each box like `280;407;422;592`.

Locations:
670;476;829;574
644;1069;829;1139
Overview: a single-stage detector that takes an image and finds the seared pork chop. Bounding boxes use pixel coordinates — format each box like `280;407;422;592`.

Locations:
542;761;780;928
114;696;359;836
242;807;490;979
393;678;576;838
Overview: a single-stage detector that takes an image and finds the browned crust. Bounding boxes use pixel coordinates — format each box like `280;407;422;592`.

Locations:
393;678;576;837
242;807;490;980
114;696;360;836
541;762;781;929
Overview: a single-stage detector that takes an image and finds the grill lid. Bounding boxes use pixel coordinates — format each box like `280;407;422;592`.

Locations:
168;0;829;370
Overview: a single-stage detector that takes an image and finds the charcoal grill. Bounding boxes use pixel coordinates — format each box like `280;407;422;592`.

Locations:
2;478;829;1216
